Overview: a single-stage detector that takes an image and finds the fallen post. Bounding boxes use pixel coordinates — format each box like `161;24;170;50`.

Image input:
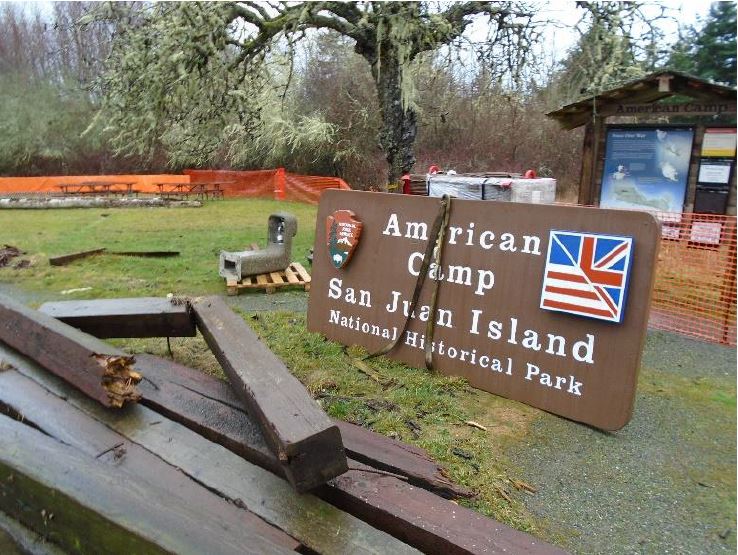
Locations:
39;297;196;338
0;294;141;407
131;354;564;554
191;296;348;492
49;248;106;266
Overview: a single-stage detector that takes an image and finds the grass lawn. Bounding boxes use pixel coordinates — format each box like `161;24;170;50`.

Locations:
0;199;317;298
1;199;734;551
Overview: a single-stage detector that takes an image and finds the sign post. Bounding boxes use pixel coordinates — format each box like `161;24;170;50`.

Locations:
307;191;660;430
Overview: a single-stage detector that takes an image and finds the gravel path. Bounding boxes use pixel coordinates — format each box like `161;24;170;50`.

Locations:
507;330;736;554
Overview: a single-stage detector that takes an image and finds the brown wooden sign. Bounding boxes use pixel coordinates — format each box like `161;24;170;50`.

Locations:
307;191;660;430
603;102;736;117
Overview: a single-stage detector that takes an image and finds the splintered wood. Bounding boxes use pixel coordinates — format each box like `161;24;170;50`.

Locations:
94;354;142;407
0;294;141;408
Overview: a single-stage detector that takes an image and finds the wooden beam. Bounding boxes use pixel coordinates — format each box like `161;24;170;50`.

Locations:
134;353;472;499
334;420;473;499
39;297;196;338
0;370;300;553
0;294;141;407
48;248;106;266
130;355;564;555
109;250;180;257
319;460;566;555
191;296;347;492
0;414;293;555
578;121;595;205
2;344;418;555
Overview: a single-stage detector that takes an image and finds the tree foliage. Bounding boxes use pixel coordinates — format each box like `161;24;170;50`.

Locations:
0;2;125;175
554;1;671;101
668;1;736;86
92;1;538;183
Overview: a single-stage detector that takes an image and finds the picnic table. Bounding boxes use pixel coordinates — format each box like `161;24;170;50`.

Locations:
155;181;230;200
58;181;138;197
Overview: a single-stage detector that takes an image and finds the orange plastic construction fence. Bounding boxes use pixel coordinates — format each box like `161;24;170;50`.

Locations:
649;212;736;346
0;174;187;194
184;168;350;203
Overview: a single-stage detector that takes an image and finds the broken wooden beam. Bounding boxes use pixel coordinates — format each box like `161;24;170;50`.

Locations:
0;294;141;407
191;296;347;492
0;413;294;555
129;355;565;555
0;369;300;553
39;297;196;338
3;345;419;555
48;248;106;266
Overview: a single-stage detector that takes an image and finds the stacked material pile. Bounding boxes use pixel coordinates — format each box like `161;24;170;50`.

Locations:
0;294;564;554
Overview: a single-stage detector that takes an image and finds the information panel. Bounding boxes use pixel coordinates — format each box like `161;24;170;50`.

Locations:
600;127;694;214
308;191;660;430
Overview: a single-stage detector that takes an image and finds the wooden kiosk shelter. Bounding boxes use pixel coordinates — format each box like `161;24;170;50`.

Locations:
547;70;736;215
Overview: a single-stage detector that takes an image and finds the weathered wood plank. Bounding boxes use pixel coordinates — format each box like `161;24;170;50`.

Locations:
0;294;140;407
0;369;301;553
135;353;471;498
334;420;474;499
2;345;418;555
0;414;291;555
191;296;347;492
48;248;105;266
320;460;567;555
38;297;196;338
134;354;282;474
131;355;564;555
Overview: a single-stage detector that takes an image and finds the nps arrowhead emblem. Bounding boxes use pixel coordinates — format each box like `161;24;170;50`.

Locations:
326;210;362;269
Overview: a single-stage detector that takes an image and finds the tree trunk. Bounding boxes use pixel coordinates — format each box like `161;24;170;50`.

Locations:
372;48;417;187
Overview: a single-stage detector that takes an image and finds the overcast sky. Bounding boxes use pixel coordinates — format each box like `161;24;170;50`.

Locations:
538;0;713;61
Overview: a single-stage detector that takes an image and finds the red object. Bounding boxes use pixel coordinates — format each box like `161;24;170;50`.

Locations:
401;173;411;194
428;165;440;175
524;169;537;178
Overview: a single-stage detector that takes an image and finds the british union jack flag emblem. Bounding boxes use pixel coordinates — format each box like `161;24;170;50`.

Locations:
540;230;634;323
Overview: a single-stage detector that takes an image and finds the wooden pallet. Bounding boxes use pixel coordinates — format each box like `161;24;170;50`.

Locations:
225;245;311;295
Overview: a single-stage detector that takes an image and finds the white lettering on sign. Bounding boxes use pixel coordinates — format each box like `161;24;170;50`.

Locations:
383;213;541;297
326;277;597;367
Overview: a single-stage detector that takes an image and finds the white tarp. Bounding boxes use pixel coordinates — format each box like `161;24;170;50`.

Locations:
427;174;556;204
427;175;513;201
